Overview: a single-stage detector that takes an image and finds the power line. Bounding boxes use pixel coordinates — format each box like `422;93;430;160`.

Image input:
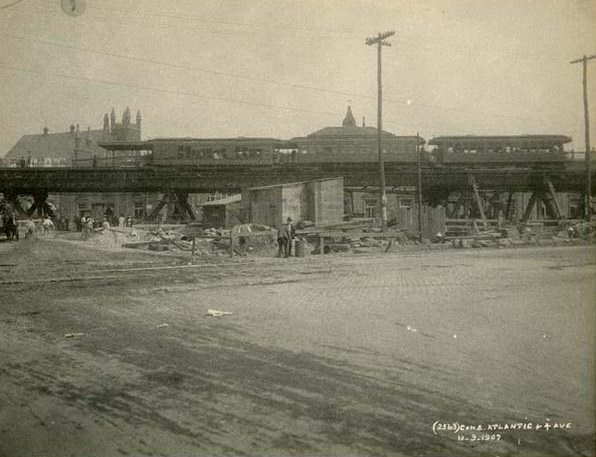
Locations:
0;0;27;9
87;1;363;37
5;1;562;63
1;31;556;125
0;63;341;118
0;62;573;146
0;32;372;100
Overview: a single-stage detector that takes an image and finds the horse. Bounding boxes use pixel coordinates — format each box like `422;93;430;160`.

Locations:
2;214;19;241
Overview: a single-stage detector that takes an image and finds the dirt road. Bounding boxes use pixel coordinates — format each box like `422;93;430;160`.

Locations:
0;239;594;456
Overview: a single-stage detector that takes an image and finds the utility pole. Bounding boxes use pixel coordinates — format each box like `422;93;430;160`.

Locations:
366;30;395;231
570;53;596;220
416;132;423;242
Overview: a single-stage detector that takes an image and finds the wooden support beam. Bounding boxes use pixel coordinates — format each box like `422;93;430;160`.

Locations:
545;180;563;220
521;192;538;222
176;192;196;221
26;201;38;217
470;176;488;229
147;195;168;221
505;192;514;221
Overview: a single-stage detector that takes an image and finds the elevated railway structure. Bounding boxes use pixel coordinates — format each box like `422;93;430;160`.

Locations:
0;159;594;222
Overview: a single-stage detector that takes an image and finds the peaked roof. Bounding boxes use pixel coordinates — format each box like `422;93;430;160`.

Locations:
296;106;399;140
5;129;112;160
342;106;357;127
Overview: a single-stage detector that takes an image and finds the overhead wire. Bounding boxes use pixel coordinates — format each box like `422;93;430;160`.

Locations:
5;0;562;61
0;32;374;101
0;63;341;118
0;0;573;135
0;0;27;9
86;1;365;37
1;31;555;125
1;62;554;139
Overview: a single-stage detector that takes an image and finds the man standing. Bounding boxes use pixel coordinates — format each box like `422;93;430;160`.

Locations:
286;217;296;257
25;219;36;239
41;215;54;236
277;220;290;258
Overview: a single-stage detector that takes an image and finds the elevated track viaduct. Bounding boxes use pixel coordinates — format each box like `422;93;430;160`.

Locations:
1;160;594;222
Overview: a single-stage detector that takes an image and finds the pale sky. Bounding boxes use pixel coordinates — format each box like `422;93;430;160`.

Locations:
0;0;595;155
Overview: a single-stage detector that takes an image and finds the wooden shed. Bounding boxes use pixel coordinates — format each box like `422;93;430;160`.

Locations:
243;178;344;228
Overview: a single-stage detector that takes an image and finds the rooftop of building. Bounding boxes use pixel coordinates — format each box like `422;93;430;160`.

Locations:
4;127;111;160
291;107;424;143
4;108;142;160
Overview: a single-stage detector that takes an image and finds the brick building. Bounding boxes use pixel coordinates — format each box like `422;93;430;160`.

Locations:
3;107;141;168
1;108;157;222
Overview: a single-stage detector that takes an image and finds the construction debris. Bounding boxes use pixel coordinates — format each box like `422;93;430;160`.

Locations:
207;309;233;317
70;216;595;257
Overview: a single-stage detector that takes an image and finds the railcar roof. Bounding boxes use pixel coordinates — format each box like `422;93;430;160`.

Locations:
150;137;284;143
97;141;154;150
429;135;572;146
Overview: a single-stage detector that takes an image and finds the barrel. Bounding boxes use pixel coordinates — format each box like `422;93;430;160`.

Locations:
294;239;305;257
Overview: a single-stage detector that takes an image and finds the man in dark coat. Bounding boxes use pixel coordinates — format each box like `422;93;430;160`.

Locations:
277;221;290;258
286;217;296;257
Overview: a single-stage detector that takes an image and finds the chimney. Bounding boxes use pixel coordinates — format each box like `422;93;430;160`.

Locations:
43;126;49;135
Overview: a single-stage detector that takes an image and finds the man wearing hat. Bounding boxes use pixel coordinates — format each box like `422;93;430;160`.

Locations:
286;217;296;257
277;220;290;258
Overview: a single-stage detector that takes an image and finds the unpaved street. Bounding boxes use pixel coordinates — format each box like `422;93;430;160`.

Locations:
0;239;594;456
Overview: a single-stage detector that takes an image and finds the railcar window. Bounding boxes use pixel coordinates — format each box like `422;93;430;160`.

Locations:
248;148;263;159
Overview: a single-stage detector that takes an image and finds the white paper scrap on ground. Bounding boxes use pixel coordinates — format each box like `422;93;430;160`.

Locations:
207;309;233;317
156;323;169;328
65;333;86;338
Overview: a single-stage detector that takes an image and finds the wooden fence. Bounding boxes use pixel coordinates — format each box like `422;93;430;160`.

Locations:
393;205;446;240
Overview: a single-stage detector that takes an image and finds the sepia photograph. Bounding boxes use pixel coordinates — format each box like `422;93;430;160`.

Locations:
0;0;594;456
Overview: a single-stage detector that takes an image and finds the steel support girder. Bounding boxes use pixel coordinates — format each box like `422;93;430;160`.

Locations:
148;193;195;222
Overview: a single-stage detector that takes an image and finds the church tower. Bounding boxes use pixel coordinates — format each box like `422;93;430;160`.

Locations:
111;106;141;141
122;106;131;125
110;108;116;132
103;113;110;133
342;106;357;128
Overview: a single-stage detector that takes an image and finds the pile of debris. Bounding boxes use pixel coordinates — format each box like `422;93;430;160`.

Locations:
84;218;595;256
448;220;595;249
296;219;420;255
117;223;278;257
